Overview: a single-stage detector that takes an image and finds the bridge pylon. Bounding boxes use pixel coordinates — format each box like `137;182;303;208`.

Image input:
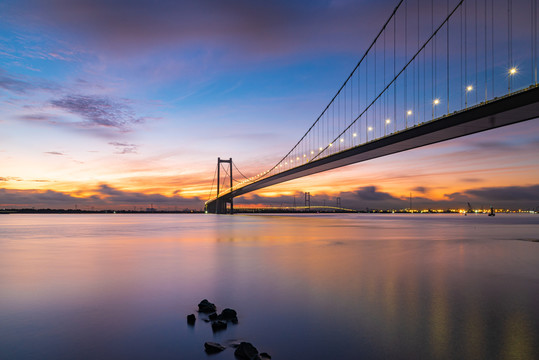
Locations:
206;157;234;214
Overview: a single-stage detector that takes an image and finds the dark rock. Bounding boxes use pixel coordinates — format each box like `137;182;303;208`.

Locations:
198;299;217;313
211;320;227;332
218;308;237;321
186;314;196;325
204;342;226;354
208;312;218;321
260;352;271;359
234;342;260;360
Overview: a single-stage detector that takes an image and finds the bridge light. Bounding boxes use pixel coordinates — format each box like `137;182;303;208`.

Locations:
407;110;413;116
296;157;300;160
329;143;333;147
340;138;344;142
466;85;473;92
368;126;373;131
353;133;357;137
310;150;314;154
509;67;517;75
319;147;323;151
385;119;391;124
433;98;440;105
303;154;306;157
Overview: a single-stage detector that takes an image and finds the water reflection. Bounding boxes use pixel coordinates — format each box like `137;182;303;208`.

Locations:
0;214;538;359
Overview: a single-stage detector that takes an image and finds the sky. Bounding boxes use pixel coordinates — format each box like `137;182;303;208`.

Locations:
1;0;538;211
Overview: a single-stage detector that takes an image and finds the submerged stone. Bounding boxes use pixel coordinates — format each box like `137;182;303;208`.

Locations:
234;342;260;360
218;308;237;320
198;299;217;313
204;342;226;353
211;320;227;332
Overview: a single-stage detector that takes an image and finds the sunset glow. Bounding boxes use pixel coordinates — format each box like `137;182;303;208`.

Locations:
1;0;538;210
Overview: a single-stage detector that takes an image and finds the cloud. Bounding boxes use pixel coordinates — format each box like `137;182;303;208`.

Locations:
412;186;428;194
0;72;35;94
6;0;395;61
109;141;138;154
0;185;203;209
350;186;400;201
44;151;64;155
465;185;539;202
51;94;145;131
0;69;59;95
460;178;482;183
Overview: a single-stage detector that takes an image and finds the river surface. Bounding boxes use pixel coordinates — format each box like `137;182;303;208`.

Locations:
0;213;538;359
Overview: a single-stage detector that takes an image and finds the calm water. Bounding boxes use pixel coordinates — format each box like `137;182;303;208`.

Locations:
0;213;538;359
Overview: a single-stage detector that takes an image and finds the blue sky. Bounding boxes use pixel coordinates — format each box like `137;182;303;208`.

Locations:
1;0;538;210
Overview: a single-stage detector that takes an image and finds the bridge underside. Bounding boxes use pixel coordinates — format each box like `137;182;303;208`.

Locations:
205;196;233;214
206;86;539;213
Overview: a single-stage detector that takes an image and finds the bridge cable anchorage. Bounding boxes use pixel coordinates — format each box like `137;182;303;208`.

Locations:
311;0;465;163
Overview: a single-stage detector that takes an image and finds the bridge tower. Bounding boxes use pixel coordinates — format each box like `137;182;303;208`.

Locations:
206;157;233;214
304;192;311;210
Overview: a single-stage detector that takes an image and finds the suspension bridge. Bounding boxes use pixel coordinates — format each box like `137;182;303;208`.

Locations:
206;0;539;214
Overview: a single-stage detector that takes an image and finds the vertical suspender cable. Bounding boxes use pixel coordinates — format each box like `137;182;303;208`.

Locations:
447;0;450;114
465;0;468;94
461;3;464;107
492;0;494;96
475;0;478;103
372;41;378;139
432;0;435;118
485;0;488;101
405;0;408;128
394;12;397;132
418;0;421;124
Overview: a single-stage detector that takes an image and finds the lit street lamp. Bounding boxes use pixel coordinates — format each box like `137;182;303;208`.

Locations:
432;99;440;118
384;118;390;135
508;67;517;93
465;85;473;108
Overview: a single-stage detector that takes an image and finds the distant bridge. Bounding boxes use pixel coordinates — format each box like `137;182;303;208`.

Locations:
206;0;539;214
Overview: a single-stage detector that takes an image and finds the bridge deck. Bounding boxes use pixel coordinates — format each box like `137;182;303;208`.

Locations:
206;86;539;209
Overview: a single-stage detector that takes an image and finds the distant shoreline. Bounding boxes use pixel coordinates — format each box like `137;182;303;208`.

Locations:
1;209;537;214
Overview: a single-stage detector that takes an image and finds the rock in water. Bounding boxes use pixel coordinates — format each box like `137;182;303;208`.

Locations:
186;314;196;325
198;299;216;313
260;352;272;359
218;308;238;321
208;312;218;321
211;320;227;332
204;342;226;353
234;342;261;360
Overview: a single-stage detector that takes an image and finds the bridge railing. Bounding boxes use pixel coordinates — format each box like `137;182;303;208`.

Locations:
210;0;538;202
